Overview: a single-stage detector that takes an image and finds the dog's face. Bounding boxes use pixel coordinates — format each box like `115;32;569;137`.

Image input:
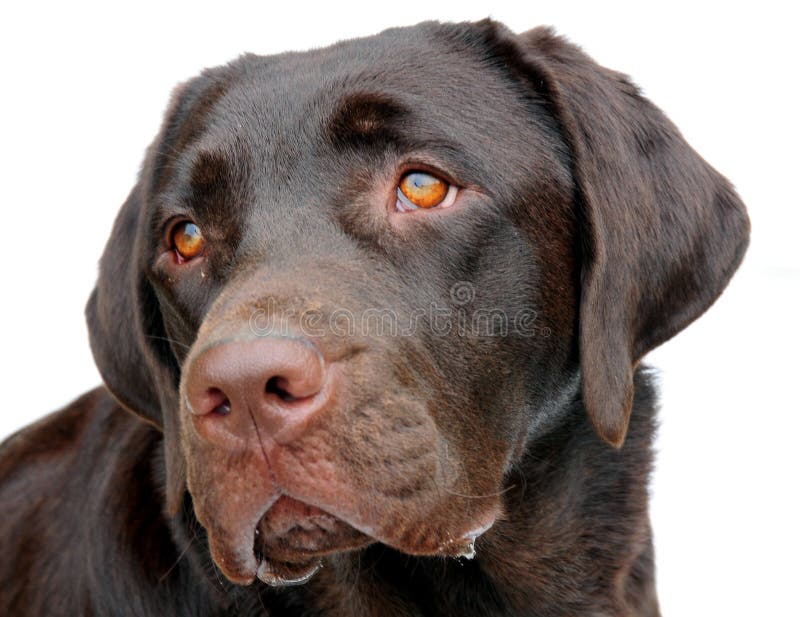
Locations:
86;20;749;586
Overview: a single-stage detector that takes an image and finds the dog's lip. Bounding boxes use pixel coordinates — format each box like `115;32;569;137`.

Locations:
209;493;499;587
256;555;323;587
250;501;496;587
256;490;500;553
255;495;368;548
252;495;371;586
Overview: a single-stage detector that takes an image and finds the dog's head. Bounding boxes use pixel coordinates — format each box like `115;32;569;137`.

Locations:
86;20;748;585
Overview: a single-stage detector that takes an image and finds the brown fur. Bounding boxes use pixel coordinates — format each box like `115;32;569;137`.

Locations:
0;19;748;616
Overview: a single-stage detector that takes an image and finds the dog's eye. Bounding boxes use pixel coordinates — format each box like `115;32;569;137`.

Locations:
396;171;457;211
171;221;205;261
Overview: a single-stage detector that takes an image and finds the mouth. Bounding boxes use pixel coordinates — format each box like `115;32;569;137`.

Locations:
253;495;372;586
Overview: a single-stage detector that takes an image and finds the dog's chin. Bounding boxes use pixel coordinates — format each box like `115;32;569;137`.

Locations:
253;496;372;587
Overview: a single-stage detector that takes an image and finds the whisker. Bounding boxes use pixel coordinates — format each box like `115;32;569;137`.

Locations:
144;334;193;350
437;483;516;500
257;587;270;615
434;442;517;499
158;532;197;583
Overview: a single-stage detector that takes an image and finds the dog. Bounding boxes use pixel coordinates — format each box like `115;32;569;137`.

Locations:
0;19;749;616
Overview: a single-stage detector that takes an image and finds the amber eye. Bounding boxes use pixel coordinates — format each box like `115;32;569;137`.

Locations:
396;171;457;211
171;221;205;261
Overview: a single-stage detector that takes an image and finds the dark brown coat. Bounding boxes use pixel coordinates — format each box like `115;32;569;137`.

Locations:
0;20;749;616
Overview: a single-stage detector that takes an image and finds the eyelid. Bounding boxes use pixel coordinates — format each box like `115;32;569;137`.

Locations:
394;158;460;189
393;155;487;199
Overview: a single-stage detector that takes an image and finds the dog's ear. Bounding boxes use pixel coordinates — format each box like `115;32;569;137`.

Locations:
86;182;165;428
85;74;228;513
470;21;750;446
86;179;187;514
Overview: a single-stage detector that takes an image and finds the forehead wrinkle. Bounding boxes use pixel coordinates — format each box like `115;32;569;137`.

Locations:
325;91;410;148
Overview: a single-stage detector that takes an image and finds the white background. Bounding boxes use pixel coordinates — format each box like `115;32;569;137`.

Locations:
1;1;798;614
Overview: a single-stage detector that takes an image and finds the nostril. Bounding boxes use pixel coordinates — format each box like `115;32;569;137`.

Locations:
207;387;232;416
212;399;232;416
265;376;301;403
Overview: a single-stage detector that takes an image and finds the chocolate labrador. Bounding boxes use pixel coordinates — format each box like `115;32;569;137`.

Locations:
0;19;749;617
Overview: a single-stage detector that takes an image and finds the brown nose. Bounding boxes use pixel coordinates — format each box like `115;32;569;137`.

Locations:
183;336;331;445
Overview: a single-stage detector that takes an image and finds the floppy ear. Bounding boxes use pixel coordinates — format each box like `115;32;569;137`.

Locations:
86;182;164;427
85;177;188;514
470;21;750;446
527;27;750;446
